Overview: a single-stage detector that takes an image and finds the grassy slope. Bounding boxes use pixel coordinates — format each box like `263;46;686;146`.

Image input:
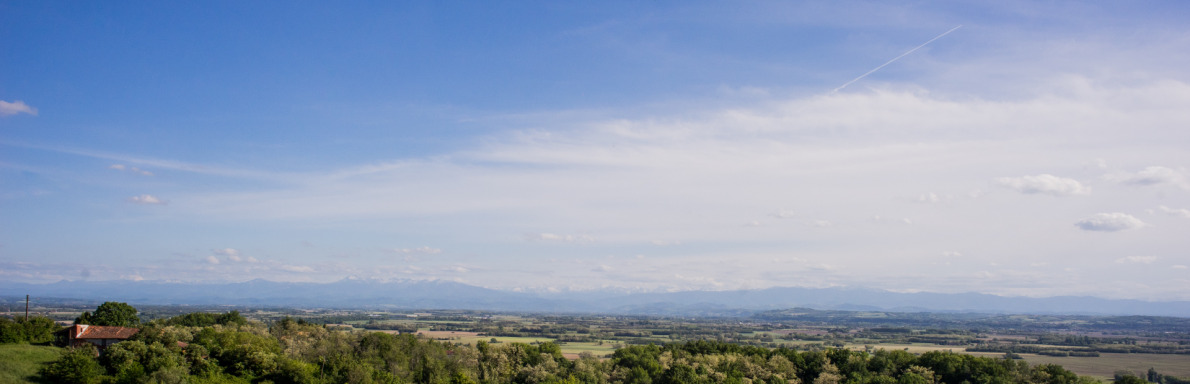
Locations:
0;344;60;384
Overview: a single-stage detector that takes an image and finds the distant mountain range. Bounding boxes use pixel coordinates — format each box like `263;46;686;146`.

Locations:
3;278;1189;317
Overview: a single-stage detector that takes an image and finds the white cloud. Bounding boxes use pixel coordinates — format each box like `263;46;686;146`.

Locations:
0;100;37;116
871;216;913;225
1158;206;1190;218
1115;256;1157;264
279;265;314;273
813;220;832;228
1108;166;1187;188
1075;213;1147;232
995;174;1090;196
214;248;252;262
109;164;126;170
873;216;913;225
809;263;837;271
204;256;221;265
528;233;595;243
916;192;941;204
650;240;680;246
127;194;166;205
1173;265;1188;270
941;251;963;257
392;246;443;254
10;75;1189;298
771;209;796;219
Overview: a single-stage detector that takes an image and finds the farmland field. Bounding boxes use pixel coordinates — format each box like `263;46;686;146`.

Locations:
1007;353;1190;380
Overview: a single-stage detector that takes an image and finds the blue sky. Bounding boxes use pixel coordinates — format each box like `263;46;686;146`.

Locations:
3;1;1189;300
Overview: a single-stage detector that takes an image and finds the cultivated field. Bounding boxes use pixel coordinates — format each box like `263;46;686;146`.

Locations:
1010;353;1190;380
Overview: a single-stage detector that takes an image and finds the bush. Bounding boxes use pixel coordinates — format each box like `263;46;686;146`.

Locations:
39;344;106;384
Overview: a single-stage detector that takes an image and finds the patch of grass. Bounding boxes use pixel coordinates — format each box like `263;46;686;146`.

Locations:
466;335;555;344
558;342;617;357
0;344;61;384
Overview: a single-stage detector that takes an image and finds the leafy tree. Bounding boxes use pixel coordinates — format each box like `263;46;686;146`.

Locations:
193;325;283;377
216;310;248;326
102;339;191;382
1150;368;1164;384
1117;374;1149;384
74;311;93;325
0;316;61;344
657;364;700;384
39;344;107;384
77;301;141;327
813;360;842;384
1033;363;1079;384
898;366;936;384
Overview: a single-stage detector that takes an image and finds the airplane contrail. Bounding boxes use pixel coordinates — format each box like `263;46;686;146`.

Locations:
832;25;962;93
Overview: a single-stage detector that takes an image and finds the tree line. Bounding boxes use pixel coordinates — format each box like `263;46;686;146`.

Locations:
7;302;1190;384
32;315;1104;384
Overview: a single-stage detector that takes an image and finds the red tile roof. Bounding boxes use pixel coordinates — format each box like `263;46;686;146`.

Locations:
72;324;139;340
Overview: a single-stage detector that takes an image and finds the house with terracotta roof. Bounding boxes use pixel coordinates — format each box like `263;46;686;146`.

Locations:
62;324;139;349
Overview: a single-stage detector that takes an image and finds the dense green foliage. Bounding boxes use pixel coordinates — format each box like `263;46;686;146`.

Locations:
75;302;141;327
39;344;106;384
0;316;62;344
161;310;248;327
32;312;1106;384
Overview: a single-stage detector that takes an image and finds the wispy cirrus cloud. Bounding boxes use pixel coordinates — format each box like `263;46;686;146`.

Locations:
109;164;154;176
0;140;283;180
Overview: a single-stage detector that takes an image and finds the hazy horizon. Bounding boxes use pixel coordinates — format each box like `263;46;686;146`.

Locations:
3;2;1189;302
